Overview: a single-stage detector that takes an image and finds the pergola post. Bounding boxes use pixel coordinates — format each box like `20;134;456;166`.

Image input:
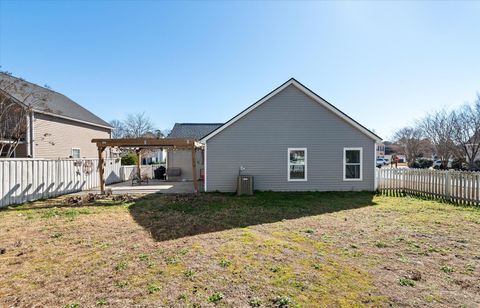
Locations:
191;145;198;194
136;149;142;180
98;147;106;194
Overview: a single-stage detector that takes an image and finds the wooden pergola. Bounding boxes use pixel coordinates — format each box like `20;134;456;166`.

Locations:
92;138;202;194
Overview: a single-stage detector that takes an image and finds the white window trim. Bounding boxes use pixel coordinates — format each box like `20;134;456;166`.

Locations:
288;147;307;182
343;147;363;181
71;148;81;159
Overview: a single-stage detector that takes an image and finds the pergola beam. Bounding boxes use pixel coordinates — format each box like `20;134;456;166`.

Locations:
92;138;200;149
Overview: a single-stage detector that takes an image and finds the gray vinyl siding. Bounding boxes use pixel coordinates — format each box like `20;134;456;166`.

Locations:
205;85;376;192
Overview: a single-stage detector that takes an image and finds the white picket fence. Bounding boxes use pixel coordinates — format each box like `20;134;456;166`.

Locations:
378;168;480;206
0;158;121;208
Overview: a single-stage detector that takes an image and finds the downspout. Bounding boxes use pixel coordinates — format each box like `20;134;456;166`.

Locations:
30;112;35;158
25;112;31;157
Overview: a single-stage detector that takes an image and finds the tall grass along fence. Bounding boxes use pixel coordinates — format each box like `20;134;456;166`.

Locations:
0;158;121;208
377;168;480;206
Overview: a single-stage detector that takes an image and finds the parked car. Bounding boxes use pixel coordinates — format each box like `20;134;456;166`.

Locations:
432;159;452;169
376;158;388;168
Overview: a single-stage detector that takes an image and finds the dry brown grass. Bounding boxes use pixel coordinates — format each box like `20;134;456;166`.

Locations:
0;192;479;307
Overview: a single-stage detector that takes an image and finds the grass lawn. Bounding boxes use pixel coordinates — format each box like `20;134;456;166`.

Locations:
1;192;479;307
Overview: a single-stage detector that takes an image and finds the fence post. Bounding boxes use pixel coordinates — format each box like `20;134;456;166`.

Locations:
445;171;451;202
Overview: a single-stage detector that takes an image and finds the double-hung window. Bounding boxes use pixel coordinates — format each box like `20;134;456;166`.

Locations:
344;147;362;181
288;148;307;181
71;148;81;159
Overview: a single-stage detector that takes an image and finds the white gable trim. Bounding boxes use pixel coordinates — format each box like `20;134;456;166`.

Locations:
200;79;381;143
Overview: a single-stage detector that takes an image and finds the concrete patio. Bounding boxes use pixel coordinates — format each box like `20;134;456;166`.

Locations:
85;179;203;195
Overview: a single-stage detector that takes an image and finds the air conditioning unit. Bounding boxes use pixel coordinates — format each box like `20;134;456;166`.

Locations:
237;175;254;196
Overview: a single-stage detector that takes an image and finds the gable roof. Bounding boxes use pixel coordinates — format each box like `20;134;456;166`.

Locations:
0;72;112;129
201;78;382;142
169;123;223;140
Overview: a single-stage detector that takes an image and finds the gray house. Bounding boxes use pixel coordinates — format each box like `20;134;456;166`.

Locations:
200;78;382;192
167;123;222;181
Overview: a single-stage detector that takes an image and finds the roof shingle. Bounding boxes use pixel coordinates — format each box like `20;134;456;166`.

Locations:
0;72;112;128
168;123;223;140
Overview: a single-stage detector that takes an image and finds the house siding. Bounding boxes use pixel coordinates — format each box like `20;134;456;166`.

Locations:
167;149;203;181
205;85;376;192
33;113;111;159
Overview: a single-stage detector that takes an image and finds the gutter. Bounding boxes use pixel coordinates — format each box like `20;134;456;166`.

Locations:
34;110;113;130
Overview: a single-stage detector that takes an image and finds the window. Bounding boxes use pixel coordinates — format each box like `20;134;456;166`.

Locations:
344;147;362;181
71;148;81;159
288;148;307;181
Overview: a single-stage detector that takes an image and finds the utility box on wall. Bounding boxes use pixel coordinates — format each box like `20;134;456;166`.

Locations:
237;175;254;196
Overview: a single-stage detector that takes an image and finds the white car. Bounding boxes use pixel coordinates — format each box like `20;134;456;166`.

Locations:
376;158;388;168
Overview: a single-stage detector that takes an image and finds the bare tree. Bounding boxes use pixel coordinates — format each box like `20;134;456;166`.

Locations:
123;112;155;138
110;119;126;139
109;113;159;161
393;127;425;164
450;96;480;170
420;110;455;169
0;98;27;157
0;73;49;157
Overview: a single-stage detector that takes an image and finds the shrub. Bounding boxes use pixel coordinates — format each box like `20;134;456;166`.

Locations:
121;152;138;165
451;159;466;170
410;159;433;169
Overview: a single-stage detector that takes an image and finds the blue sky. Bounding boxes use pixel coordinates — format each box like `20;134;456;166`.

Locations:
1;1;479;139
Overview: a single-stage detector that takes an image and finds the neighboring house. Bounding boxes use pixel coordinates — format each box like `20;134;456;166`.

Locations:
466;133;480;163
200;78;382;192
138;132;166;165
167;123;222;181
0;73;112;158
376;142;385;158
142;150;166;165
